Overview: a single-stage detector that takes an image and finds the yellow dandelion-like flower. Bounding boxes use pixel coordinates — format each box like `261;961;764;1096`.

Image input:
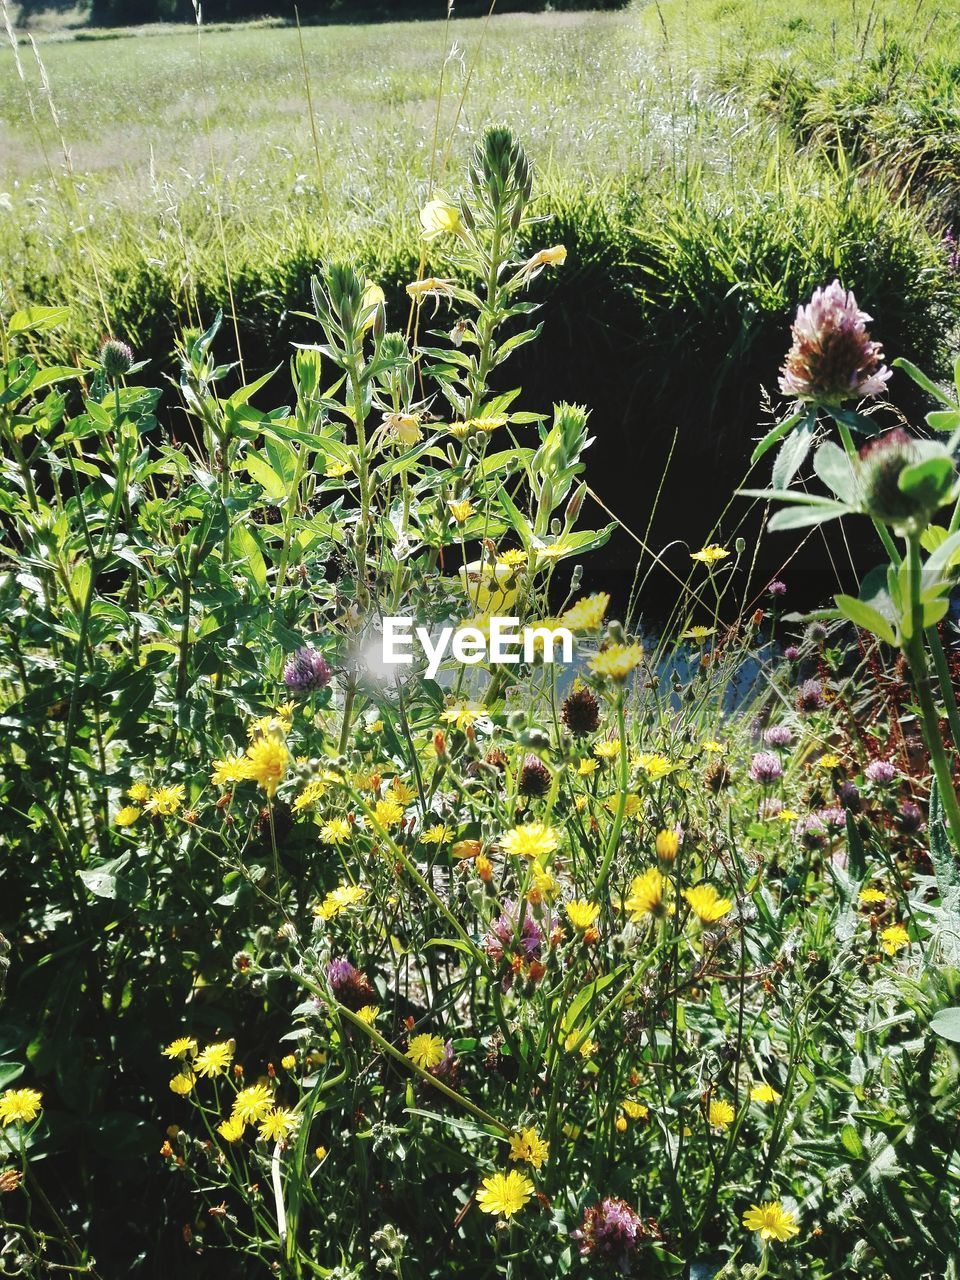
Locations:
690;544;730;565
476;1169;534;1219
593;738;621;760
314;882;367;921
498;549;527;568
407;1034;445;1071
422;823;451;845
622;1099;649;1120
562;593;610;632
655;829;680;862
0;1088;43;1126
776;809;800;822
388;778;416;805
211;754;249;787
356;1005;380;1025
127;781;150;804
750;1083;781;1104
859;887;886;904
501;822;559;861
449;500;475;524
194;1042;233;1079
218;1115;246;1143
258;1108;298;1144
702;740;726;753
742;1201;799;1242
441;700;482;731
708;1099;735;1130
603;793;641;819
144;784;185;817
231;1083;274;1125
115;805;140;828
293;779;328;813
162;1037;198;1060
244;734;289;798
565;900;600;931
530;861;559;902
880;923;910;955
577;758;599;777
624;867;668;921
816;753;842;770
574;794;589;812
320;817;352;845
681;625;716;642
373;798;405;829
508;1127;550;1169
469;414;507;434
588;642;644;681
563;1031;597;1058
280;1054;296;1071
684;884;732;924
168;1072;195;1096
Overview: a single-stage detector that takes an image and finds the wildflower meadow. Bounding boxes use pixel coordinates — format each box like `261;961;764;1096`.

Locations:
3;4;960;1279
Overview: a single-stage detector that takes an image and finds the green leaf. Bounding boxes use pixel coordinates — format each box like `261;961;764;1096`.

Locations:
892;357;953;406
927;410;960;433
771;418;816;489
244;455;287;500
750;411;805;467
845;810;865;879
814;441;858;503
9;305;70;335
768;501;848;532
834;594;897;645
929;777;958;887
840;1122;864;1159
930;1007;960;1043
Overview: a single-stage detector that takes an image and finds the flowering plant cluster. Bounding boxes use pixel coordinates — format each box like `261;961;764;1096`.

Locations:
2;129;960;1280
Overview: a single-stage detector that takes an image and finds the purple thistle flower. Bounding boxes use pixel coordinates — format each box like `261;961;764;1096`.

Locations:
783;645;800;661
483;900;546;965
779;280;891;405
767;580;787;598
764;725;793;749
796;679;826;713
749;751;783;784
818;806;846;830
573;1196;649;1273
865;759;898;784
283;646;332;694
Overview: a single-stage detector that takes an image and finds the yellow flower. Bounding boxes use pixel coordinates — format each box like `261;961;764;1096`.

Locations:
315;883;367;920
530;861;559;902
635;752;679;780
407;1034;446;1070
742;1201;799;1242
441;699;482;731
211;754;249;787
588;642;644;682
115;805;140;827
281;1054;296;1071
232;1083;274;1125
880;923;910;955
750;1083;781;1104
624;867;668;921
681;625;716;642
577;758;599;777
562;592;610;632
0;1088;43;1126
859;887;886;904
564;1031;597;1058
360;281;385;331
518;244;568;280
163;1037;198;1059
406;275;457;301
127;781;150;804
194;1042;234;1078
293;778;328;813
508;1127;550;1169
475;1170;533;1219
315;1145;328;1161
655;828;680;862
690;544;730;565
776;809;800;822
469;414;507;434
383;411;421;445
702;740;726;753
449;500;475;524
320;817;352;845
603;793;642;819
816;753;841;770
144;784;185;817
708;1099;735;1130
422;823;451;846
244;734;288;798
324;458;350;479
217;1115;245;1143
387;778;416;805
498;549;527;568
420;198;461;239
258;1108;298;1144
566;900;599;931
684;883;732;924
356;1005;379;1025
501;822;559;861
373;798;405;829
168;1072;195;1096
622;1099;649;1120
593;739;621;760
